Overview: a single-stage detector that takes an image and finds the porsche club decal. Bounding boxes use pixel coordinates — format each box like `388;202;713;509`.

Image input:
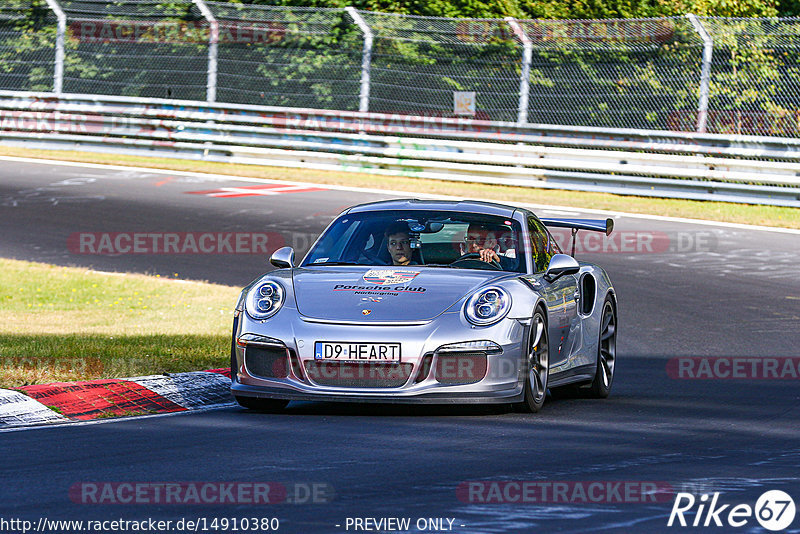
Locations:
363;269;420;286
333;284;426;295
331;270;426;296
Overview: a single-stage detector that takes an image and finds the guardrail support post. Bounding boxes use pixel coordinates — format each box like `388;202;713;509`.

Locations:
346;7;373;113
193;0;218;103
506;17;532;126
687;14;713;134
43;0;66;95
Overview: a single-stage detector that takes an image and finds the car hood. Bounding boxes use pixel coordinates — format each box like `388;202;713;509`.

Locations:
292;266;511;323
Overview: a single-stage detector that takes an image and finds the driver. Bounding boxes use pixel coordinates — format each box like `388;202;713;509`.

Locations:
463;223;516;269
384;222;416;266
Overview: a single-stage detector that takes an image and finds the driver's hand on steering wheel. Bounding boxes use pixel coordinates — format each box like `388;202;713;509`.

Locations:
478;248;501;264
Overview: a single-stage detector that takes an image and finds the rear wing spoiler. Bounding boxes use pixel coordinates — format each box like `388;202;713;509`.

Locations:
539;218;614;257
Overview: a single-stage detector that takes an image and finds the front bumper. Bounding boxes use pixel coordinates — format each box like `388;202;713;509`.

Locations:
231;309;528;404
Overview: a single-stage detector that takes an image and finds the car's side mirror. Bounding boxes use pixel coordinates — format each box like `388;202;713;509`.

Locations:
544;254;580;283
269;246;295;269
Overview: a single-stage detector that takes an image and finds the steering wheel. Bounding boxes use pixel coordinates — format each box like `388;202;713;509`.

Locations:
451;252;502;271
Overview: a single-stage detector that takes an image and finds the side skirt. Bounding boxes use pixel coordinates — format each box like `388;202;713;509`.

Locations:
548;364;596;388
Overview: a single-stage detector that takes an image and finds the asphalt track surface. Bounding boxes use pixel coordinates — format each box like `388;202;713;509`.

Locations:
1;157;799;533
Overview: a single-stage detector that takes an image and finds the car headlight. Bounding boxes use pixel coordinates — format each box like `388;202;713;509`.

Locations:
465;287;511;326
245;280;285;320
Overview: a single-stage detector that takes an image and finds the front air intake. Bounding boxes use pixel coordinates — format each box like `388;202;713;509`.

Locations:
435;352;488;385
244;346;289;379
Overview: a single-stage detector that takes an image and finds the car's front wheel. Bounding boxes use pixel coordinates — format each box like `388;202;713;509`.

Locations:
234;396;289;412
588;297;617;398
514;309;549;413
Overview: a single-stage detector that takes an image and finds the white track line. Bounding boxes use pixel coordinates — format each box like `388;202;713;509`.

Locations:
2;155;799;235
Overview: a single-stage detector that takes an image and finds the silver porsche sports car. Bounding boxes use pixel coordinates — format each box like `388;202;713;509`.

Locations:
231;199;617;412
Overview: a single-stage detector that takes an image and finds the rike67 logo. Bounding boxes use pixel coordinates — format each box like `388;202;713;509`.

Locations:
668;490;796;531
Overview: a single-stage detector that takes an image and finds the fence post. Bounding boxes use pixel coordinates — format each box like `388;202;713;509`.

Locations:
192;0;218;103
505;17;532;125
42;0;66;95
687;14;713;133
346;7;372;113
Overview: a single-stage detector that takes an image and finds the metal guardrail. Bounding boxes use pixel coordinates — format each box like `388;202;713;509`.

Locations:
1;91;799;207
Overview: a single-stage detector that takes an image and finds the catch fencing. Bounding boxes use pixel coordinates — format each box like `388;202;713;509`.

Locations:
1;1;800;137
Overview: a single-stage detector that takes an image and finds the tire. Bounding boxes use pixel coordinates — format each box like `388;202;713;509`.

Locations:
234;396;289;412
513;309;549;413
588;297;617;399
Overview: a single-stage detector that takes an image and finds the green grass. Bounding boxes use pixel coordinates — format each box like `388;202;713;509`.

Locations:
1;145;798;229
0;258;239;388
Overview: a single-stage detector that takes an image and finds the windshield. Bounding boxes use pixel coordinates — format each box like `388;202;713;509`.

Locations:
302;210;527;273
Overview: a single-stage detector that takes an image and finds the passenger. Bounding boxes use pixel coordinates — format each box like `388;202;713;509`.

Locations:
384;222;416;266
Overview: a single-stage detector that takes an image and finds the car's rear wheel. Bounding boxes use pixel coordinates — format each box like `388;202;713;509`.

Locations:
514;309;549;413
588;297;616;398
234;396;289;412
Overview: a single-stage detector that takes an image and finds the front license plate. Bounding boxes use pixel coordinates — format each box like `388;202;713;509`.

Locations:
314;342;401;363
